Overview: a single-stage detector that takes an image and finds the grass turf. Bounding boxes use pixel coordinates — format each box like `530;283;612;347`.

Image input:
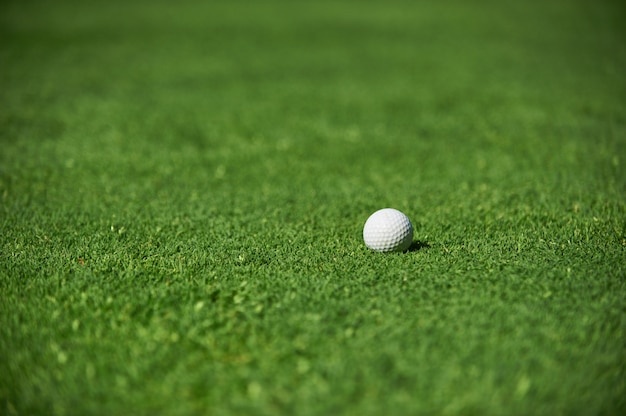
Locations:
1;0;625;415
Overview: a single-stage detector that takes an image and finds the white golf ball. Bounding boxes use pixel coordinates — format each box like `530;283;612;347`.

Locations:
363;208;414;252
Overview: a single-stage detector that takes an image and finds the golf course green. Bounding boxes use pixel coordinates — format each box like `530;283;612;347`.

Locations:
1;0;624;414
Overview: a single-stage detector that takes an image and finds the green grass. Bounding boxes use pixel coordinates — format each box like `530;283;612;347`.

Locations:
1;0;625;415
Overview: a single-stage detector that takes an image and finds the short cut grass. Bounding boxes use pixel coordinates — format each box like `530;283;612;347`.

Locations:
1;0;625;415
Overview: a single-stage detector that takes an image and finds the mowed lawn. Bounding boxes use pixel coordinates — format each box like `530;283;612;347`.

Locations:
1;0;625;415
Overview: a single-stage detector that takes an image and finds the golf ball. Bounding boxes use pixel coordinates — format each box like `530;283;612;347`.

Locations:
363;208;413;252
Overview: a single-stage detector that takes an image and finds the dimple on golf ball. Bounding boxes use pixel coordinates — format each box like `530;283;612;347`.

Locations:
363;208;414;252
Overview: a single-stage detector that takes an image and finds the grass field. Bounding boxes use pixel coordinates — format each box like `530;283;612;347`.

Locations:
1;0;625;415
